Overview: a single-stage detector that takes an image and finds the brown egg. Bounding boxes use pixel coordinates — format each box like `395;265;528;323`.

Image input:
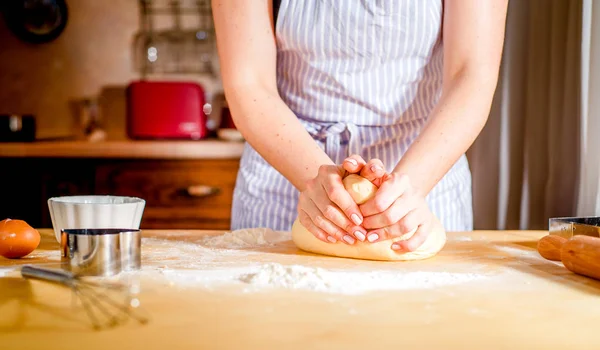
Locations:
0;218;41;259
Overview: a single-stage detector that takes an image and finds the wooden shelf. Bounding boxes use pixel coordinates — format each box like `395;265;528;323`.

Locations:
0;140;245;159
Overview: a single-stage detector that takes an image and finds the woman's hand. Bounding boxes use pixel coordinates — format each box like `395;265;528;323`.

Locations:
297;155;387;245
341;155;387;187
297;164;365;245
359;173;434;252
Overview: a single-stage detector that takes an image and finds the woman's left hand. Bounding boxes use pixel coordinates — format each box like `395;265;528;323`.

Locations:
341;155;387;186
359;173;434;252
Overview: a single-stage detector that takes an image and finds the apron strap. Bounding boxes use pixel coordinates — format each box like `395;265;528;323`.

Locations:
314;122;361;159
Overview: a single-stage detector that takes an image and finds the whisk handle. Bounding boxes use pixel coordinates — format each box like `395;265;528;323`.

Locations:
21;265;76;285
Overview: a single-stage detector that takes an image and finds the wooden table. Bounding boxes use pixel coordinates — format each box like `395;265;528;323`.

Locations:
1;229;599;349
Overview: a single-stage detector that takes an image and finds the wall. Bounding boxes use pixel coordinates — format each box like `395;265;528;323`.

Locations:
0;0;140;139
0;0;219;140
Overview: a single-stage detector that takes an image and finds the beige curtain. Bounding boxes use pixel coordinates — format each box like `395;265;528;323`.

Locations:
467;0;582;230
578;0;600;216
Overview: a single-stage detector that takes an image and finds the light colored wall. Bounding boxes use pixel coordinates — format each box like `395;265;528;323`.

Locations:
0;0;139;139
0;0;219;140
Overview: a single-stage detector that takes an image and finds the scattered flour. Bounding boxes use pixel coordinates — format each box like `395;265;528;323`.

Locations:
152;267;256;287
0;267;15;277
199;228;290;249
127;229;495;294
237;263;488;294
493;245;543;259
26;250;61;261
0;229;496;295
239;264;333;292
452;236;473;242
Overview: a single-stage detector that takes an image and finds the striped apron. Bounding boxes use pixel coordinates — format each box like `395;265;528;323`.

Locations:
231;0;474;232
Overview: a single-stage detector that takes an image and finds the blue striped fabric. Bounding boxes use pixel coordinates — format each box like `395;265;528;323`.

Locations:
231;0;473;232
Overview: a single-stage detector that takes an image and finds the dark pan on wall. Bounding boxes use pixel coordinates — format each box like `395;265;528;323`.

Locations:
1;0;69;44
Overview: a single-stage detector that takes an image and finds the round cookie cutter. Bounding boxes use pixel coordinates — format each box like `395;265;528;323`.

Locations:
60;228;141;277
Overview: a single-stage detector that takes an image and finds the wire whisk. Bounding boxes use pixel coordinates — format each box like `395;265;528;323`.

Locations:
20;265;149;330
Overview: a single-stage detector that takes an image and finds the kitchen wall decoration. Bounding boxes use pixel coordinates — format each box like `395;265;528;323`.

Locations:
1;0;69;44
133;0;218;77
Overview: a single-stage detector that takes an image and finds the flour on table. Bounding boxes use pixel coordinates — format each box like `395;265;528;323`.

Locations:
138;228;290;269
26;250;61;260
239;264;333;292
199;228;290;249
128;229;494;294
0;268;15;277
493;244;543;259
237;263;488;295
0;229;496;295
141;262;489;295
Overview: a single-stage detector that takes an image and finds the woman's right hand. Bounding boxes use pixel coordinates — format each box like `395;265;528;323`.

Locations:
298;164;364;245
297;157;387;245
341;155;387;187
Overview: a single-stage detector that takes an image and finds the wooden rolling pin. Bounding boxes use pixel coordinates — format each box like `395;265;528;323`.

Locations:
537;235;567;261
537;234;600;281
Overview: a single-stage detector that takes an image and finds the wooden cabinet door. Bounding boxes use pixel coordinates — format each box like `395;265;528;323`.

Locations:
0;158;95;228
0;158;44;227
95;159;240;230
40;159;95;228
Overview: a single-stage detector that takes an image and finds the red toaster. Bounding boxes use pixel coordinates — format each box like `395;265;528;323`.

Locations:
126;81;208;140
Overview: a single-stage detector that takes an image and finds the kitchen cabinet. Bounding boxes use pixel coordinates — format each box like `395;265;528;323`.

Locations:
95;159;239;229
1;158;97;228
0;141;243;229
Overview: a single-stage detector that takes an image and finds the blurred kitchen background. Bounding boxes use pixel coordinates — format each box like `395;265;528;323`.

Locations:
0;0;597;232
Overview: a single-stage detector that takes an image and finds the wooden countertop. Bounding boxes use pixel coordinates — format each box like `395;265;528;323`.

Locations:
0;140;245;159
1;229;600;349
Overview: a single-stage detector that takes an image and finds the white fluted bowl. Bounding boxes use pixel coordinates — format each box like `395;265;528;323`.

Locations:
47;195;146;243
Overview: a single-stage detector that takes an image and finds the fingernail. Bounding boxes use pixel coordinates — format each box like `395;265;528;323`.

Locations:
367;233;379;242
346;159;358;166
351;213;362;225
391;243;401;250
327;236;337;243
370;165;383;173
343;235;355;244
354;231;365;241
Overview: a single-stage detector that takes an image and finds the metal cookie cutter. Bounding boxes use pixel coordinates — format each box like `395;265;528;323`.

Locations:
61;228;142;277
549;216;600;239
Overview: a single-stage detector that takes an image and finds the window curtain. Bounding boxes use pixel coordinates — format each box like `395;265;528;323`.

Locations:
577;0;600;216
467;0;582;230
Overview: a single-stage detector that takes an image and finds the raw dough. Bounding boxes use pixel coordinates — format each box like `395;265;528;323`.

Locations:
291;174;447;261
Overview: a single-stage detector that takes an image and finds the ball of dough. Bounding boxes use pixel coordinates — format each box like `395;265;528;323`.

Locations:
291;174;447;261
342;174;377;205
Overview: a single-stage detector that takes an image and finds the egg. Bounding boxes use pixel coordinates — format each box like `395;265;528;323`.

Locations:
0;218;41;259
